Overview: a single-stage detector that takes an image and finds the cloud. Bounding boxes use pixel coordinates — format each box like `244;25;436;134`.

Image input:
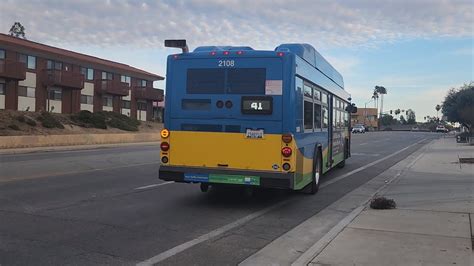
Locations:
1;0;472;50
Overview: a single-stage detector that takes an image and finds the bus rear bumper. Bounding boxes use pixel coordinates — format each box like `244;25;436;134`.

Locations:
159;165;294;190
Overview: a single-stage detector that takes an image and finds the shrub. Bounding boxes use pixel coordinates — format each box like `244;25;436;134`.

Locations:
71;110;107;129
39;112;64;129
370;196;396;209
25;118;37;126
8;124;20;130
16;115;26;123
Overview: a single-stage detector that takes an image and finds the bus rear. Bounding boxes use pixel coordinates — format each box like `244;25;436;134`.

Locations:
159;46;297;190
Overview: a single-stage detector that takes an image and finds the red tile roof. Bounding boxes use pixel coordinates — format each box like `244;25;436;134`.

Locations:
0;33;164;80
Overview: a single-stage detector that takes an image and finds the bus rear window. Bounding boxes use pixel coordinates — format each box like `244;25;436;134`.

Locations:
187;69;225;94
186;68;266;94
227;68;265;94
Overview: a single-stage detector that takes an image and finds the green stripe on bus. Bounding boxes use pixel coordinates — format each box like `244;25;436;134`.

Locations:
209;174;260;186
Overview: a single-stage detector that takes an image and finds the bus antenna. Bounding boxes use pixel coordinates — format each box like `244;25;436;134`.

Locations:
165;39;189;53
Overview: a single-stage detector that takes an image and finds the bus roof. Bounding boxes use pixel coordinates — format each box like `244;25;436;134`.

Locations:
190;43;344;89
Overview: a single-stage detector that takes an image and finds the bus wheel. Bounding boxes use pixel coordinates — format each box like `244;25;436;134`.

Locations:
307;151;321;194
200;183;209;192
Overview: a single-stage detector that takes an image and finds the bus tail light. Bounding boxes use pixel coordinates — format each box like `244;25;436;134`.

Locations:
236;51;244;55
223;51;230;55
281;147;292;157
161;142;170;151
282;163;291;171
161;156;169;164
277;52;284;56
160;129;170;138
282;134;292;143
210;51;217;56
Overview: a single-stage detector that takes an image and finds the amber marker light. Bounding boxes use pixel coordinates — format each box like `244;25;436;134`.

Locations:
160;129;170;138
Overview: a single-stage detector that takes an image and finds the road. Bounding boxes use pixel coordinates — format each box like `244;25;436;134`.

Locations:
0;132;438;265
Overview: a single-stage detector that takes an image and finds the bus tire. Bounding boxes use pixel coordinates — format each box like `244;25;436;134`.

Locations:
307;149;321;194
200;183;209;192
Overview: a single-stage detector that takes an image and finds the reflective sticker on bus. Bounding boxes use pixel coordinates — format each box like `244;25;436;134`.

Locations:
184;173;209;182
265;80;282;95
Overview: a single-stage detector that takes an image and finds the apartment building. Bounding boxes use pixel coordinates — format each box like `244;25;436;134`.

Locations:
350;107;379;130
0;33;164;121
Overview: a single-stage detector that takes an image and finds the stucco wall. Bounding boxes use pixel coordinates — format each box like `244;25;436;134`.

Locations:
17;96;35;111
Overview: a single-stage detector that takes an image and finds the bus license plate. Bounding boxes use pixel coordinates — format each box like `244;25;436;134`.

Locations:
245;129;264;139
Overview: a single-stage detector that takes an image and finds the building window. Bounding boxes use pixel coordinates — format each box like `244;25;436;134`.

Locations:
0;82;5;95
102;71;113;80
122;100;131;109
19;54;36;70
121;75;131;86
18;86;35;98
0;49;5;59
140;79;147;87
80;95;93;105
81;67;94;80
102;95;113;107
47;60;62;70
49;88;62;100
137;101;147;111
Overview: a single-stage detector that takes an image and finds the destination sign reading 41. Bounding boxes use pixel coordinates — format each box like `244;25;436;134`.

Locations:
241;96;273;115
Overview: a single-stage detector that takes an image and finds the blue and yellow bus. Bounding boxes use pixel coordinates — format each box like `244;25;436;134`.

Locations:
159;40;353;194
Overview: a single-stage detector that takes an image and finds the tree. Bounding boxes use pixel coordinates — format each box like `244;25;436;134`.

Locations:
435;104;441;120
399;115;407;125
442;82;474;133
375;86;387;116
380;114;396;126
9;22;26;39
406;109;416;124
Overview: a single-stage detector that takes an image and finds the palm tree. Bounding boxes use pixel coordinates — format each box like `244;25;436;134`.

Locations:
435;104;441;121
375;86;387;117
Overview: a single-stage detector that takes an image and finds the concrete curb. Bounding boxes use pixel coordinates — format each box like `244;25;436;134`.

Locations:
0;133;160;150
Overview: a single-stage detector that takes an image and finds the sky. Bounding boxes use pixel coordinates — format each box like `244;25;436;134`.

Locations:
1;0;473;121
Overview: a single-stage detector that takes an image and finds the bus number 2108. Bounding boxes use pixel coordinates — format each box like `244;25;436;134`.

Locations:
218;60;235;67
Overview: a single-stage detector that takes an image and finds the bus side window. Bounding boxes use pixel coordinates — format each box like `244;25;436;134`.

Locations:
314;103;322;130
304;100;313;130
322;106;328;128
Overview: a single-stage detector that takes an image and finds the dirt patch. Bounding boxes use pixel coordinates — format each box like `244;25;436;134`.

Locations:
0;110;162;136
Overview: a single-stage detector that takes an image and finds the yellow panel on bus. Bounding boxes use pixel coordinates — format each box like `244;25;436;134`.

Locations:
167;131;287;172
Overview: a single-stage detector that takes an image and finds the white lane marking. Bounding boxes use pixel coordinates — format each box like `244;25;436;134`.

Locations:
135;182;174;190
359;142;368;145
351;153;381;157
320;138;427;189
136;200;290;266
136;138;429;266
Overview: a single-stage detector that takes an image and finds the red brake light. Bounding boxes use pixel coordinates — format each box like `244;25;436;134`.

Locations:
236;51;243;55
277;52;284;57
161;142;170;151
173;55;179;59
282;134;292;143
281;147;292;157
223;51;230;55
210;51;217;56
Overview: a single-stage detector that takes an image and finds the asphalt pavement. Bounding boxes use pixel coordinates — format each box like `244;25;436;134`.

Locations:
0;131;439;265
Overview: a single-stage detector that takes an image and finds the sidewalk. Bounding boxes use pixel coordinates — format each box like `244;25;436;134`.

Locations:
303;137;473;265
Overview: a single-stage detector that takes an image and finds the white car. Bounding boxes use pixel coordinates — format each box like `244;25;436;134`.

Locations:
352;125;366;133
436;125;448;133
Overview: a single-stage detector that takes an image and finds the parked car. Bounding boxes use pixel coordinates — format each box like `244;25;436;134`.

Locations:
411;126;419;131
352;124;366;133
436;125;448;133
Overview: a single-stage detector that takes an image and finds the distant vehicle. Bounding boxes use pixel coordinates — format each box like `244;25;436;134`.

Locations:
411;126;419;131
159;40;353;195
352;124;365;133
436;125;448;133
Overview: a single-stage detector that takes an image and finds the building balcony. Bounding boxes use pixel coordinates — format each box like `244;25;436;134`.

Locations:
134;86;164;101
0;59;26;80
43;69;84;89
95;79;129;96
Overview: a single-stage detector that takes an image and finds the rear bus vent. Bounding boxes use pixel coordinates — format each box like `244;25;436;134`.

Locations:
181;124;223;132
225;125;241;133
